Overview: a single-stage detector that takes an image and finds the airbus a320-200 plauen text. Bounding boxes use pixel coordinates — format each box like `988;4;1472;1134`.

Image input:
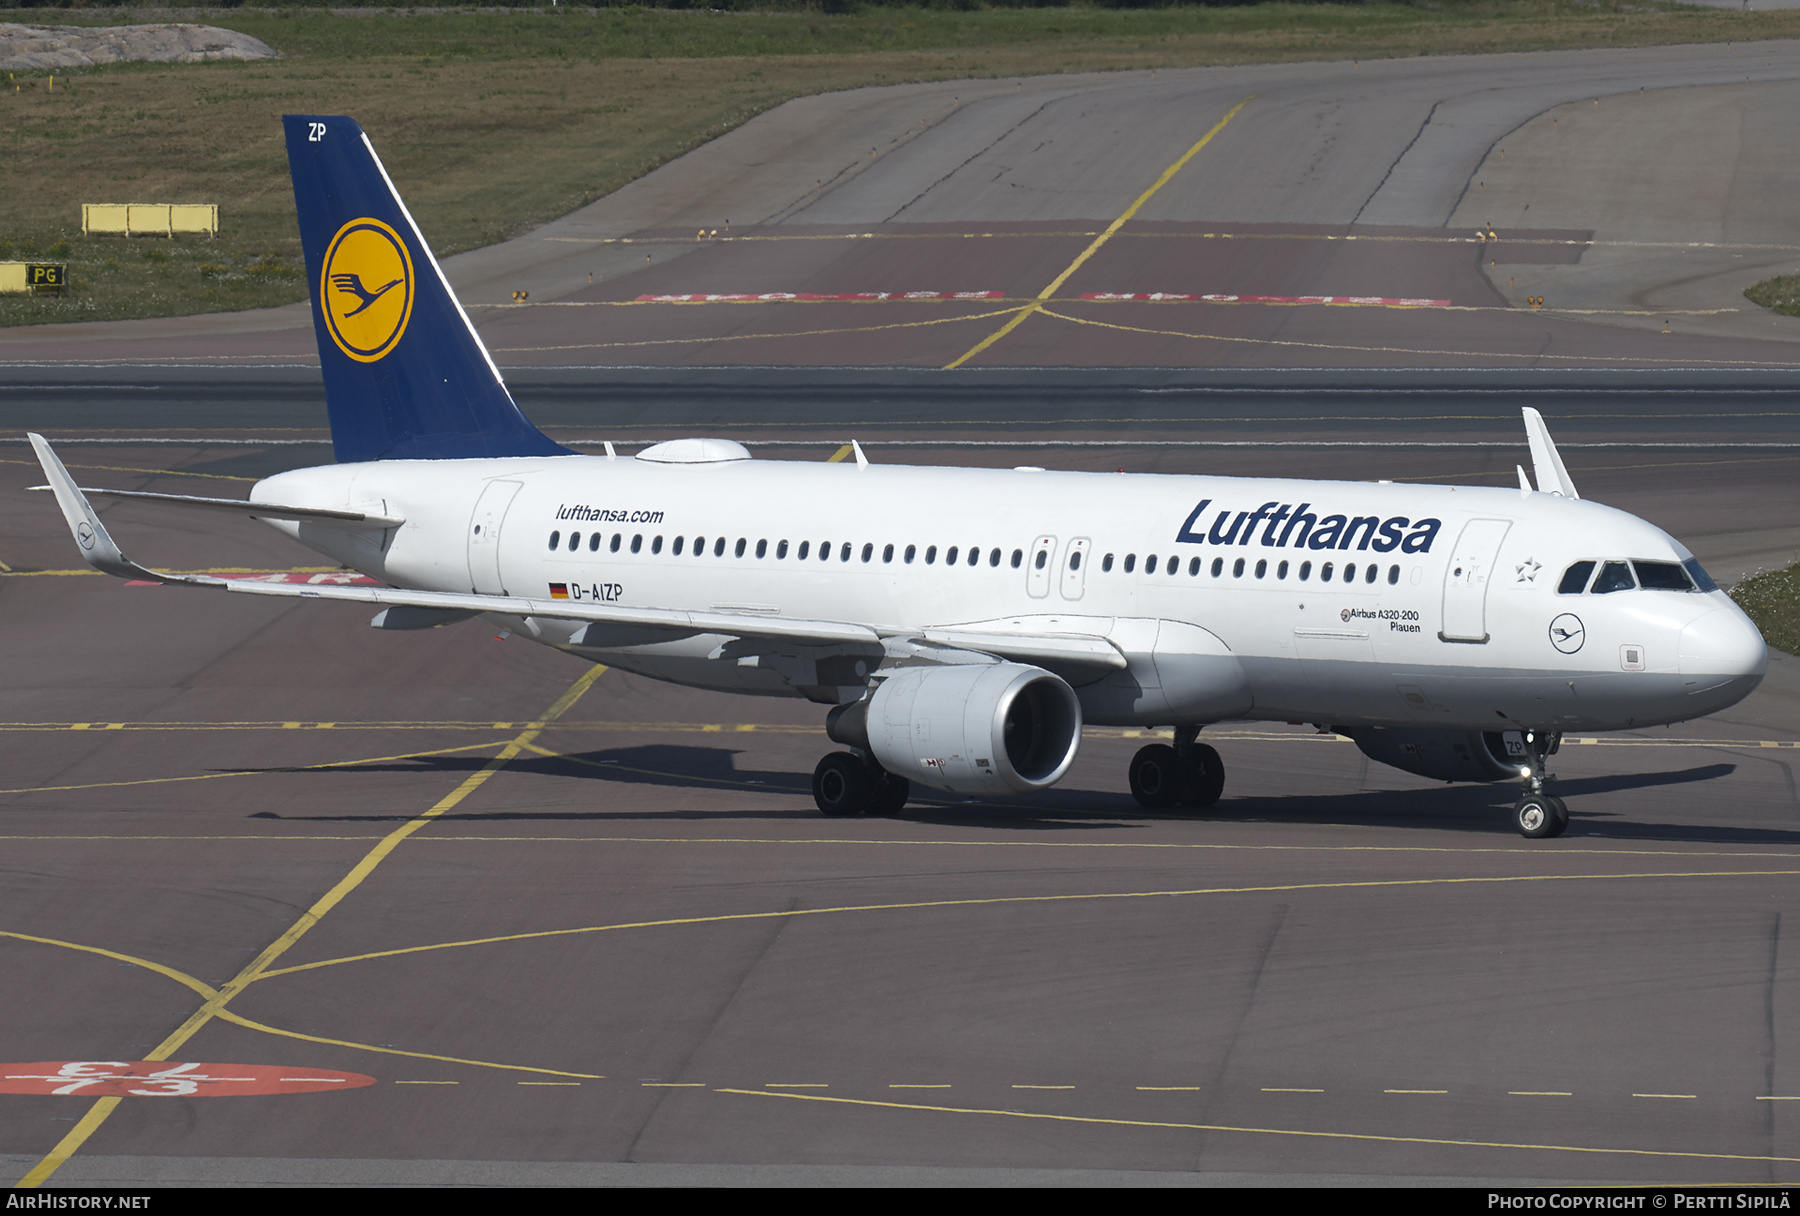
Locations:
31;115;1769;839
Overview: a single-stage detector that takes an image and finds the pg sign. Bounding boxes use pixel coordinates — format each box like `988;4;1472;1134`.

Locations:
0;262;66;295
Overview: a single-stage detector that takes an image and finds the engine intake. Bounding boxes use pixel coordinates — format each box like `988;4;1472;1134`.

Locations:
828;662;1082;796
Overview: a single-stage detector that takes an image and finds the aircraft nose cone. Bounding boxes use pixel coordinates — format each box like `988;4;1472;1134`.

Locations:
1678;607;1768;708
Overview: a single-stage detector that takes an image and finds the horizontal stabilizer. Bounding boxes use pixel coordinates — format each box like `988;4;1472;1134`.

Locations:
30;484;403;528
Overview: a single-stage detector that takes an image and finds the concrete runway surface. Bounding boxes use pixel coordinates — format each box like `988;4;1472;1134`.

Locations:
5;40;1800;1188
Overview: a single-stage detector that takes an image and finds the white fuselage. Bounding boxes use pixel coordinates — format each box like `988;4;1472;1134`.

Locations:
254;451;1767;734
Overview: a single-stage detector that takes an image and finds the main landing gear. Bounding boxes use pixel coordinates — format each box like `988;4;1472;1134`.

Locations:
812;751;910;817
1512;729;1568;839
1129;725;1225;810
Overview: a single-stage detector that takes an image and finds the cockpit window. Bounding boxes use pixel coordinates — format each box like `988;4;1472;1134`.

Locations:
1557;561;1595;595
1682;558;1718;592
1590;561;1636;594
1633;560;1695;592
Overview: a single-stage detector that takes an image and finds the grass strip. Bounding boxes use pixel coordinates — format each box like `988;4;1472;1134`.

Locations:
4;4;1799;325
1732;563;1800;657
1745;275;1800;319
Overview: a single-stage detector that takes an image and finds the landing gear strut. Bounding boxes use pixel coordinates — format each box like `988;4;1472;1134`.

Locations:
1129;726;1225;810
1512;730;1568;839
812;751;910;817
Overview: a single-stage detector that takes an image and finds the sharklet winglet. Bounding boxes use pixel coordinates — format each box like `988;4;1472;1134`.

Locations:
1522;407;1578;500
29;434;225;586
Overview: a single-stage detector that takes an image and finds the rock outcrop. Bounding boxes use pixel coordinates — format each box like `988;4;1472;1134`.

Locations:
0;22;277;70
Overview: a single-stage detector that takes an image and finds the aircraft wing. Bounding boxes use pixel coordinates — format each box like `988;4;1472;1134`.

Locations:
31;434;1129;666
29;433;875;649
922;628;1126;676
31;434;1136;664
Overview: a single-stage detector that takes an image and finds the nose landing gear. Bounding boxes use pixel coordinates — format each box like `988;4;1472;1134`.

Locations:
1129;725;1225;810
1512;730;1568;838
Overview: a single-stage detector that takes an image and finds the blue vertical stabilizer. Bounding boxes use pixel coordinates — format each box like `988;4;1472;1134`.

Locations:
283;115;570;463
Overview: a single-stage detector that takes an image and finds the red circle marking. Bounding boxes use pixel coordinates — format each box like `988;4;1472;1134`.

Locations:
0;1061;375;1097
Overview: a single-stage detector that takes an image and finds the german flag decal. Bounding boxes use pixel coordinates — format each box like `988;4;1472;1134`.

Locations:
548;583;569;600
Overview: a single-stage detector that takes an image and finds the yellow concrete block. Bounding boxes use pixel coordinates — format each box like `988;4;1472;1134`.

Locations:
0;263;25;293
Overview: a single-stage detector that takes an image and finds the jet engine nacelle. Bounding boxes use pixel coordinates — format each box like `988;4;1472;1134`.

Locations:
1335;726;1522;784
829;662;1082;796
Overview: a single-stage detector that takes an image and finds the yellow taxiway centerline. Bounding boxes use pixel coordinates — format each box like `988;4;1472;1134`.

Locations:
12;665;608;1189
943;97;1252;371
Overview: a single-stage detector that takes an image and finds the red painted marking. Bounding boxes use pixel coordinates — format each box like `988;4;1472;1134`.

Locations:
0;1061;375;1097
1082;292;1450;307
127;572;382;588
634;291;1004;302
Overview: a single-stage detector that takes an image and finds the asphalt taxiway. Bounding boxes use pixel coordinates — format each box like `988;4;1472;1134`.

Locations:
3;384;1800;1187
6;38;1800;1188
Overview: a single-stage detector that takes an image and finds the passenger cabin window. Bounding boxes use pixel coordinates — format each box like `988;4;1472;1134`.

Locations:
883;544;895;563
756;539;768;558
652;535;663;555
1101;553;1113;572
631;535;643;554
1211;557;1223;578
548;531;561;550
589;534;602;553
1124;554;1137;574
568;532;581;552
735;538;747;558
777;540;789;559
612;534;623;553
673;536;684;556
714;537;726;557
1010;549;1023;569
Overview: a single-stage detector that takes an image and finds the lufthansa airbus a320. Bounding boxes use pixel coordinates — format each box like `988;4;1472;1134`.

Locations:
31;115;1768;838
